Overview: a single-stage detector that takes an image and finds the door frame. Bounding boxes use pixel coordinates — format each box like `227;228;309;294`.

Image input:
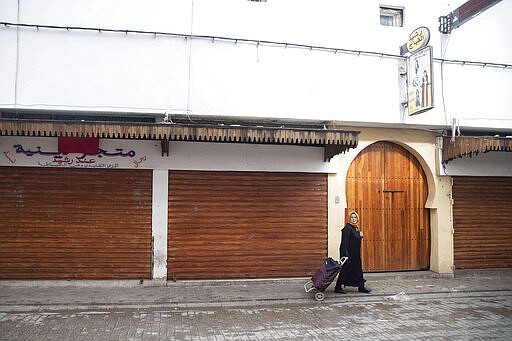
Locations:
326;134;454;274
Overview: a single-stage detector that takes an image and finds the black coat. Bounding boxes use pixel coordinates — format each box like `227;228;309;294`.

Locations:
335;223;365;288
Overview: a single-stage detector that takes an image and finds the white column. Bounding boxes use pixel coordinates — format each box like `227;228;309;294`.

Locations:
328;172;344;259
152;169;168;280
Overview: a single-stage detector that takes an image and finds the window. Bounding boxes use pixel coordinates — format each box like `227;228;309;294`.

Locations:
380;6;403;27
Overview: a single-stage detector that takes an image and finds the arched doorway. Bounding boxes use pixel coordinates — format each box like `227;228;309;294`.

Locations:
346;141;430;272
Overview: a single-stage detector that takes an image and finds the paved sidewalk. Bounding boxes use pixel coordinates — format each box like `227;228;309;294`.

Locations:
1;269;511;310
1;270;511;340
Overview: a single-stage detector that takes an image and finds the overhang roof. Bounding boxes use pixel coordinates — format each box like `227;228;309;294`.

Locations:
0;119;359;161
442;136;512;163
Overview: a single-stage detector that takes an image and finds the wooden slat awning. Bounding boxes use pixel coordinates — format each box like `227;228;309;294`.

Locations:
0;119;359;161
443;136;512;163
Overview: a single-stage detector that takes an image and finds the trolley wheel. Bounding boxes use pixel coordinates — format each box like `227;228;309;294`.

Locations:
314;292;325;301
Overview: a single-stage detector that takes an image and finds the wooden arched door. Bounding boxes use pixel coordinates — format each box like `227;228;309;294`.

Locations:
346;141;430;272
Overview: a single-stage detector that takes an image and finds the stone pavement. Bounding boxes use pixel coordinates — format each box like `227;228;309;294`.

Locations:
1;269;511;310
0;269;511;340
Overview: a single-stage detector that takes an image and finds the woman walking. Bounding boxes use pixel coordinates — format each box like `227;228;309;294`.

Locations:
334;211;371;294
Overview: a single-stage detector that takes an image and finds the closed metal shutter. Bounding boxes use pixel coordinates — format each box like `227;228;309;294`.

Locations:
168;171;327;280
0;167;152;279
453;176;512;269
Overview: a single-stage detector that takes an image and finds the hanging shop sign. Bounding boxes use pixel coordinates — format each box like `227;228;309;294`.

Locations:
407;46;434;116
407;27;430;53
400;26;430;56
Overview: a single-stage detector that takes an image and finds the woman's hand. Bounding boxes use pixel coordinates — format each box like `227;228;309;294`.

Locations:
359;231;364;237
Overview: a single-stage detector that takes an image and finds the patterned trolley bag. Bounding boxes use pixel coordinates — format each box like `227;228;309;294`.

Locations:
304;257;347;301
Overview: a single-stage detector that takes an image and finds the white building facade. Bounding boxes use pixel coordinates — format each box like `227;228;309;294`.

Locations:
1;0;511;281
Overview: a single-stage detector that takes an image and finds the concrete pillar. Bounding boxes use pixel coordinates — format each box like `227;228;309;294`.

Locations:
152;169;168;280
328;172;344;259
428;177;454;274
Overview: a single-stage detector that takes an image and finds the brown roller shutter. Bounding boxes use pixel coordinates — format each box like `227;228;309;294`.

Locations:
453;176;512;269
0;167;152;279
168;171;327;280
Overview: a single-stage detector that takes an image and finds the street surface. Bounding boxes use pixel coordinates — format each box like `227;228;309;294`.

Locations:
1;294;511;340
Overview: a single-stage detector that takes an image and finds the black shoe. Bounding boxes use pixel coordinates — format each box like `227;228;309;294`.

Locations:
334;288;347;294
358;287;371;293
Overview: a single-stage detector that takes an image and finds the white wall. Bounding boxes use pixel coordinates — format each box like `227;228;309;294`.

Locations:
0;0;511;130
442;151;512;176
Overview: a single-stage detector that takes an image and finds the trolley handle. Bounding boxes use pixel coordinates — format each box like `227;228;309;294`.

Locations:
339;256;348;265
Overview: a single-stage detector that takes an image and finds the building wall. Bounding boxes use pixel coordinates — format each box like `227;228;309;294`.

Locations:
3;128;510;275
1;0;511;277
2;130;456;275
0;0;510;131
